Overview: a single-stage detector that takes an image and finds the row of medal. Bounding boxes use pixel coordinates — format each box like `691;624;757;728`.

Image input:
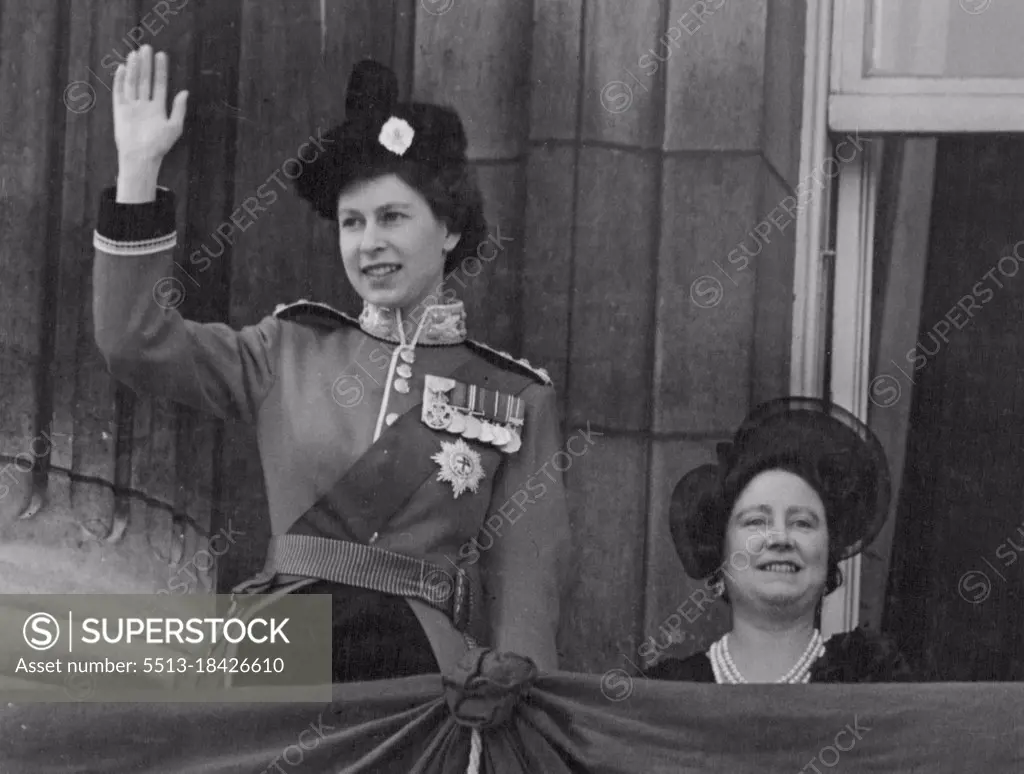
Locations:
422;375;523;454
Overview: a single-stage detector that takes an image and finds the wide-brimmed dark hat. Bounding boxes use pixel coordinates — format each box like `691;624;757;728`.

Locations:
668;397;892;580
293;59;478;222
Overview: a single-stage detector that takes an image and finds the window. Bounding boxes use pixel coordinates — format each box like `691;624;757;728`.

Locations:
831;0;1024;131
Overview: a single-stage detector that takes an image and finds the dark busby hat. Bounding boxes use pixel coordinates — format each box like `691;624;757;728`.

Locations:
293;59;476;221
668;397;892;580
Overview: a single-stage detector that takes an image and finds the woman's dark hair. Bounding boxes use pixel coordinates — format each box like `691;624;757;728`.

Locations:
697;455;846;603
333;155;488;276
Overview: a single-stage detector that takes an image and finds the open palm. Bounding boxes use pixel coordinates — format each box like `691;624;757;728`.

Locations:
113;45;188;164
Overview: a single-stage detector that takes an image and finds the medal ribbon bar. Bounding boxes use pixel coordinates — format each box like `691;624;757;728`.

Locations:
422;375;523;453
449;383;525;427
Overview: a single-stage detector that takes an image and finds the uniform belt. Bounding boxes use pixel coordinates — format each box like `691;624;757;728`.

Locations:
256;534;472;632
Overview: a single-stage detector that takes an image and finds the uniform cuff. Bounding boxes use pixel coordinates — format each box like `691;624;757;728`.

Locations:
93;185;177;256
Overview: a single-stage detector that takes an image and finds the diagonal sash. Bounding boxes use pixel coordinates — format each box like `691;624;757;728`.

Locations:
290;355;533;543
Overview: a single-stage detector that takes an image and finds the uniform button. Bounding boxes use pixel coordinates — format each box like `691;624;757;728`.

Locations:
396;364;413;379
400;349;415;364
385;413;398;426
394;378;410;394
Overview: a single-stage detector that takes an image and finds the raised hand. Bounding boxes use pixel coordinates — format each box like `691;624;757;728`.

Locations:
114;45;188;165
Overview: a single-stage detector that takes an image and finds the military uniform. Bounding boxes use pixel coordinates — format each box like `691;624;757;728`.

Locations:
91;187;570;678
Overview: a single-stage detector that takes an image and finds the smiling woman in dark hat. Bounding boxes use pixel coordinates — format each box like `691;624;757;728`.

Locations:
91;47;570;682
647;397;915;683
293;59;490;298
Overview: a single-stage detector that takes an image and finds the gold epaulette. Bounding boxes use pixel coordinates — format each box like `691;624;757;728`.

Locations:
464;339;552;386
272;299;360;329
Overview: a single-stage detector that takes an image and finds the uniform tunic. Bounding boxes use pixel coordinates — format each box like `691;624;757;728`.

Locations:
91;187;571;677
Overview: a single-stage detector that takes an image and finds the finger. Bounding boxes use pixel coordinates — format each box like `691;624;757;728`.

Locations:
112;63;126;107
169;91;189;134
126;49;138;101
138;45;152;102
153;51;168;111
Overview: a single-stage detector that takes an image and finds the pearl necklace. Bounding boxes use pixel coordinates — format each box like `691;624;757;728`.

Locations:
709;629;825;684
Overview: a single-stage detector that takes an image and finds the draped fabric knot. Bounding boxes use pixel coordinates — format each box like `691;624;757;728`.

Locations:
444;648;538;729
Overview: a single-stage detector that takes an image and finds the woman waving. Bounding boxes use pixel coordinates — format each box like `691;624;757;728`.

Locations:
93;46;570;681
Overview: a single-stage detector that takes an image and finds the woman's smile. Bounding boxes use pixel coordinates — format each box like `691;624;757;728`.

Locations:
362;262;402;279
758;562;801;574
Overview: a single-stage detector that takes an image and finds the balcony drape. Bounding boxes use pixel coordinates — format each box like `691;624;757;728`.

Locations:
1;649;1021;773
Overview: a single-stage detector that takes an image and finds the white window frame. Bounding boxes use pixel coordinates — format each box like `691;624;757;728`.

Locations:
821;142;884;636
802;0;1024;635
830;0;1024;132
793;0;884;636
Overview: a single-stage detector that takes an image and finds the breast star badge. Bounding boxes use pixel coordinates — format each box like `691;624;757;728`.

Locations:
432;438;485;498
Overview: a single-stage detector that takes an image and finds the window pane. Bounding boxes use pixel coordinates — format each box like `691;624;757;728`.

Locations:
868;0;1024;78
